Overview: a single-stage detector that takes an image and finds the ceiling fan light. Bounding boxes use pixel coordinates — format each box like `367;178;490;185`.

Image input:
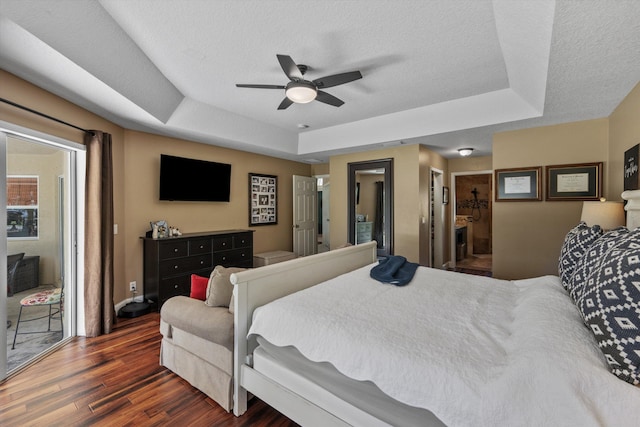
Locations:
458;148;474;157
285;81;317;103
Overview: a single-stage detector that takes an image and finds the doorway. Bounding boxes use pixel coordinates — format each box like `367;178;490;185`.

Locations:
451;171;492;273
1;125;84;379
316;175;330;253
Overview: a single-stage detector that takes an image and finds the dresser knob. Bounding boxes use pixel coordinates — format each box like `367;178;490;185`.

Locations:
200;245;204;249
174;265;178;269
200;260;204;264
223;242;226;246
174;248;178;252
222;256;226;261
174;284;178;289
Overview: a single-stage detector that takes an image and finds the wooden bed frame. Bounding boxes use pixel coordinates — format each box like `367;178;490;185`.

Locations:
231;191;640;425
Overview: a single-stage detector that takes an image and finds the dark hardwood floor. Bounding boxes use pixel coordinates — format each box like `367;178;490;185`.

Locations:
0;312;298;426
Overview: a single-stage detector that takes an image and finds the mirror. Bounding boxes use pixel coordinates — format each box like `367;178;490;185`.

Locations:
348;159;393;258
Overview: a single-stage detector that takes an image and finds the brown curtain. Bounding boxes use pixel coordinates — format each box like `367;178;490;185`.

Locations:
84;131;115;337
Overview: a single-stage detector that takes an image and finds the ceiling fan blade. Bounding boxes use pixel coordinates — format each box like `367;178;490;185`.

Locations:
316;91;344;107
277;54;303;80
277;97;294;110
313;71;362;89
236;84;286;89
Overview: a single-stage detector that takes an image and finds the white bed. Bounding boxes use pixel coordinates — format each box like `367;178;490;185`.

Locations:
231;191;640;426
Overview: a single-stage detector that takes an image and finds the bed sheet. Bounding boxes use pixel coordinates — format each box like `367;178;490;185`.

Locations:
248;264;640;426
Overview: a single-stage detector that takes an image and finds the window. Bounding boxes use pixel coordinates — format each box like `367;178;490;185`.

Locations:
7;175;39;239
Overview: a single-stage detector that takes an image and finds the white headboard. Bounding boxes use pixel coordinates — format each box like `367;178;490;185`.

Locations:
621;190;640;229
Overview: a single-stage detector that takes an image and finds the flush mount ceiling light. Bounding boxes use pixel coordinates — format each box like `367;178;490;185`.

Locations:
285;81;318;103
458;148;474;157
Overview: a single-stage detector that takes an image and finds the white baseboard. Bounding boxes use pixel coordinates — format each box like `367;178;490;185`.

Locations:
114;295;145;312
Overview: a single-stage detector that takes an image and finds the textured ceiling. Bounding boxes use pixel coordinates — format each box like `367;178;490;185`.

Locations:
0;0;638;163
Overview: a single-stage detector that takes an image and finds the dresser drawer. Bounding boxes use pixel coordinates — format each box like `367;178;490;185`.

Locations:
159;254;212;277
212;236;233;251
159;274;191;304
213;248;252;266
233;232;253;249
159;240;189;260
190;238;212;255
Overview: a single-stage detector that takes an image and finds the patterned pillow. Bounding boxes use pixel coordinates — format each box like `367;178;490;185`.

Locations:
578;229;640;385
558;222;602;292
570;227;629;302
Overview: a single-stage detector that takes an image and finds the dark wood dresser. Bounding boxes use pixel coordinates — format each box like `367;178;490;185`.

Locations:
142;230;254;310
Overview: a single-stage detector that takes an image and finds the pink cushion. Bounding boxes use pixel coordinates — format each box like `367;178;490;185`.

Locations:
190;274;208;301
20;288;62;306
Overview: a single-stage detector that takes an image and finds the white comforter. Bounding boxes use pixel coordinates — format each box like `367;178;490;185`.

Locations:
248;264;640;427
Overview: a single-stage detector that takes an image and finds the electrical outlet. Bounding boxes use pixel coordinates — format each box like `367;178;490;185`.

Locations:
129;281;137;292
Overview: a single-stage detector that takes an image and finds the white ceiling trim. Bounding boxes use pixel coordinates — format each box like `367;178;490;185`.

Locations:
0;17;164;128
165;98;298;155
298;88;541;155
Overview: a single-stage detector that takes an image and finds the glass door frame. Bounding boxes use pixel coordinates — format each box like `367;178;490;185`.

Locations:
1;121;85;380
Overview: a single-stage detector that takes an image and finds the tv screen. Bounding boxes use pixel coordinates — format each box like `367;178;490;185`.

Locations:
159;154;231;202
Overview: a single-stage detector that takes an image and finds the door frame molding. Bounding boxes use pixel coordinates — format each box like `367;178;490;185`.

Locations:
449;169;493;268
348;159;394;258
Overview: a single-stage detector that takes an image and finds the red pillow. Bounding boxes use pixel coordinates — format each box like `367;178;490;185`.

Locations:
190;274;208;301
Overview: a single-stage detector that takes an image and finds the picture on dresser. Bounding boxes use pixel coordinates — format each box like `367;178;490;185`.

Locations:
6;175;39;239
249;173;277;225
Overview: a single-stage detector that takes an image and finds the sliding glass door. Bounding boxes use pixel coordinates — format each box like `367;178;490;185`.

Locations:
1;124;84;379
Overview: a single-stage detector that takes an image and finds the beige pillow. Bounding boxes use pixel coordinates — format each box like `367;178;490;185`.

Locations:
205;265;246;307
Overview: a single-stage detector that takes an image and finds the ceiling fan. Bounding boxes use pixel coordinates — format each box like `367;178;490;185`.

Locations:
236;54;363;110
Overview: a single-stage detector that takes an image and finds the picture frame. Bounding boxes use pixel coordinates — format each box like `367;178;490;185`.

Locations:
495;166;542;201
546;162;603;201
443;186;449;205
7;175;39;240
249;173;277;226
624;144;639;191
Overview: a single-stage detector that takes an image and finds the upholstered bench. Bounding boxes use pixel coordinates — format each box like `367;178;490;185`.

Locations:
253;250;296;267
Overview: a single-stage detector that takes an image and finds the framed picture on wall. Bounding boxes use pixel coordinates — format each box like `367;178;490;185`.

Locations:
249;173;277;226
6;175;39;239
624;144;639;191
545;162;603;201
495;167;542;201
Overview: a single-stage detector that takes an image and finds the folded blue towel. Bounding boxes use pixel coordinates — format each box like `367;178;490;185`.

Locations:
370;255;418;286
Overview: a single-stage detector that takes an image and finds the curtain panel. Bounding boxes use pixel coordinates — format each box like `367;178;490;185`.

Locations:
84;131;115;337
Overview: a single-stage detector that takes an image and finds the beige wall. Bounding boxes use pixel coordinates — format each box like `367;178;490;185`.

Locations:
2;70;311;306
609;82;640;198
493;119;610;279
329;144;447;264
122;130;311;295
449;155;493;173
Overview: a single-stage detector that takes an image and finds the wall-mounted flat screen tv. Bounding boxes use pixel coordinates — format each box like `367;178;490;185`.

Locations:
159;154;231;202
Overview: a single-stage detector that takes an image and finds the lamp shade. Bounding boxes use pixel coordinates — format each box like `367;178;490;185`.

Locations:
458;148;473;157
580;201;625;230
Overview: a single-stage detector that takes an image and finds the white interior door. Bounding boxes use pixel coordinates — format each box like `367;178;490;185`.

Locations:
293;175;317;257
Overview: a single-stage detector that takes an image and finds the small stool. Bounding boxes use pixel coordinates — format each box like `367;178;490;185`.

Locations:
253;251;296;267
